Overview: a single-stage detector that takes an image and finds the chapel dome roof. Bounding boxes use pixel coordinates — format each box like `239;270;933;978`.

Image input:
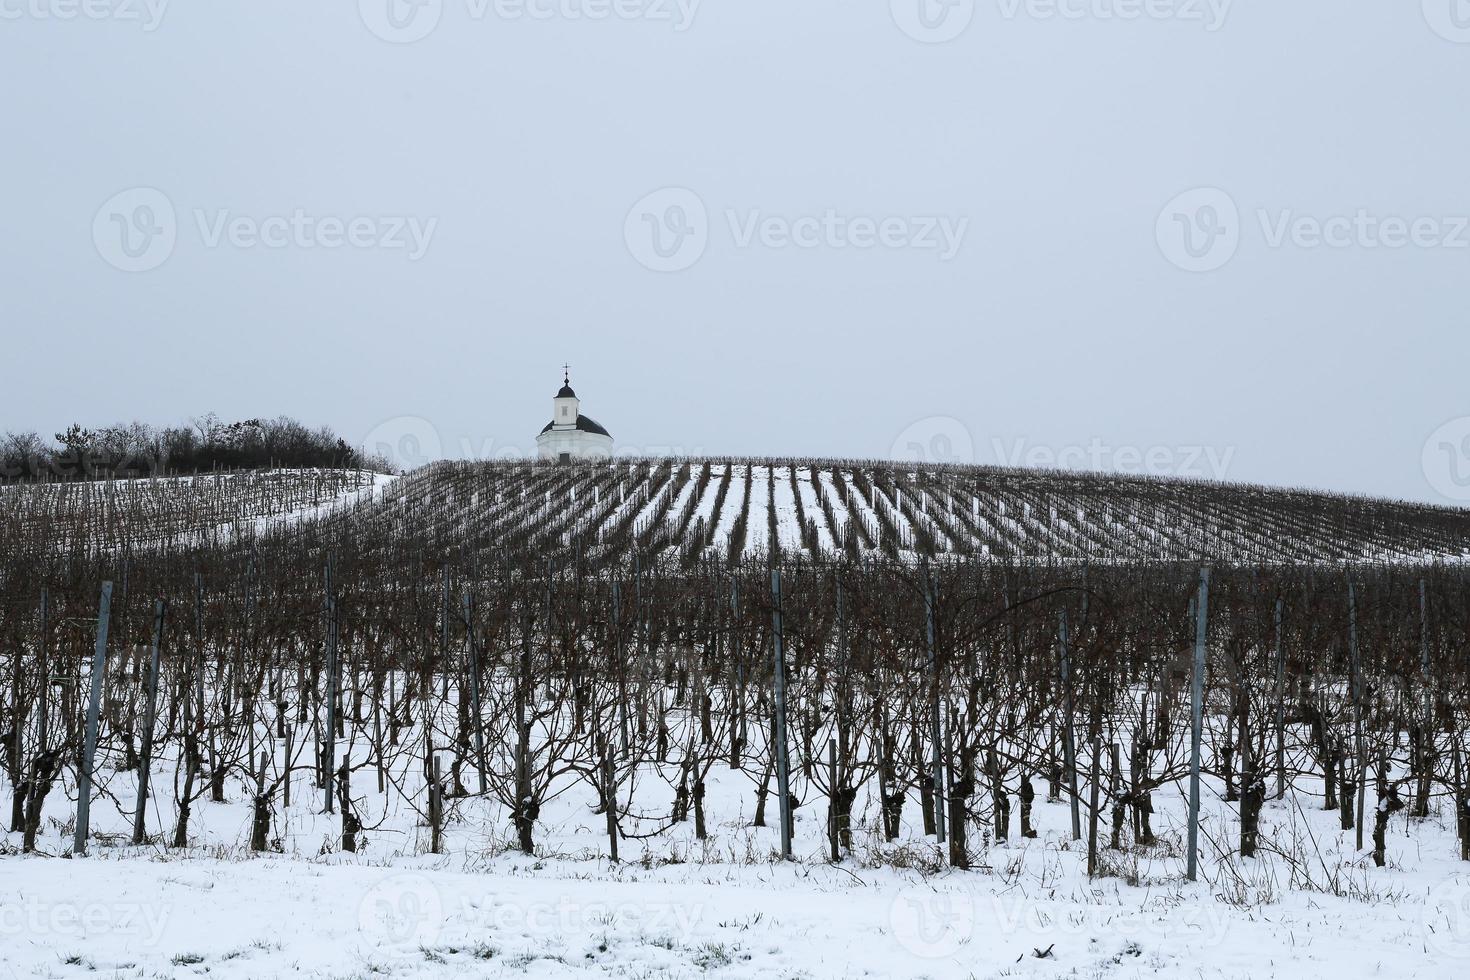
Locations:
541;415;611;437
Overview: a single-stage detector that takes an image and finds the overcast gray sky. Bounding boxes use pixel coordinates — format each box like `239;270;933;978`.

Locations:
4;2;1469;504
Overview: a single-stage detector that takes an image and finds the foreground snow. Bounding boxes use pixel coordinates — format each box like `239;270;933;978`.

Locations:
5;788;1469;978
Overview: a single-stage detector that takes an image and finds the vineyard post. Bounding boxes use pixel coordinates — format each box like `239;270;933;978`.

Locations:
1086;712;1102;878
827;737;840;863
1187;567;1210;883
1457;741;1469;861
74;581;113;857
462;591;488;796
1416;578;1432;818
245;553;258;724
600;732;619;863
372;671;385;795
118;560;130;661
36;589;50;764
250;750;270;852
323;589;338;814
1458;600;1470;862
634;555;645;741
420;569;435;822
439;565;451;701
193;573;205;748
132;599;167;845
770;568;793;861
834;576;853;852
429;752;443;855
613;579;630;758
513;600;535;854
731;576;746;764
283;723;293;809
1274;596;1285;800
924;569;947;846
8;592;29;831
1348;580;1365;853
173;573;205;849
1060;609;1081;841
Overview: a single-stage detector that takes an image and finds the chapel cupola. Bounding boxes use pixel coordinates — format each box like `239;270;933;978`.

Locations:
536;366;614;462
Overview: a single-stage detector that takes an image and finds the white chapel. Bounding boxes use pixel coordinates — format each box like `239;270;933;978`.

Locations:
536;370;614;462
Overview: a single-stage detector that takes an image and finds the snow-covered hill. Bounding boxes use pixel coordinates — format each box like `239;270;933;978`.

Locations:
6;459;1468;567
345;459;1470;567
0;469;391;555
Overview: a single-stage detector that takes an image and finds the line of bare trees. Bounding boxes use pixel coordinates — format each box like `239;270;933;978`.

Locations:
1;415;383;483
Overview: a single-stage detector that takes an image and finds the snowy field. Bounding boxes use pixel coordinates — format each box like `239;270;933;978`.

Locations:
5;757;1469;979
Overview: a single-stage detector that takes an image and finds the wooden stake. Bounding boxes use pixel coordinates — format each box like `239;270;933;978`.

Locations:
75;581;113;856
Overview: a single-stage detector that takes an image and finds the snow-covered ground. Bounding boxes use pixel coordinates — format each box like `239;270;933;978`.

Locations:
237;470;398;540
5;848;1463;980
6;755;1469;978
0;469;395;555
